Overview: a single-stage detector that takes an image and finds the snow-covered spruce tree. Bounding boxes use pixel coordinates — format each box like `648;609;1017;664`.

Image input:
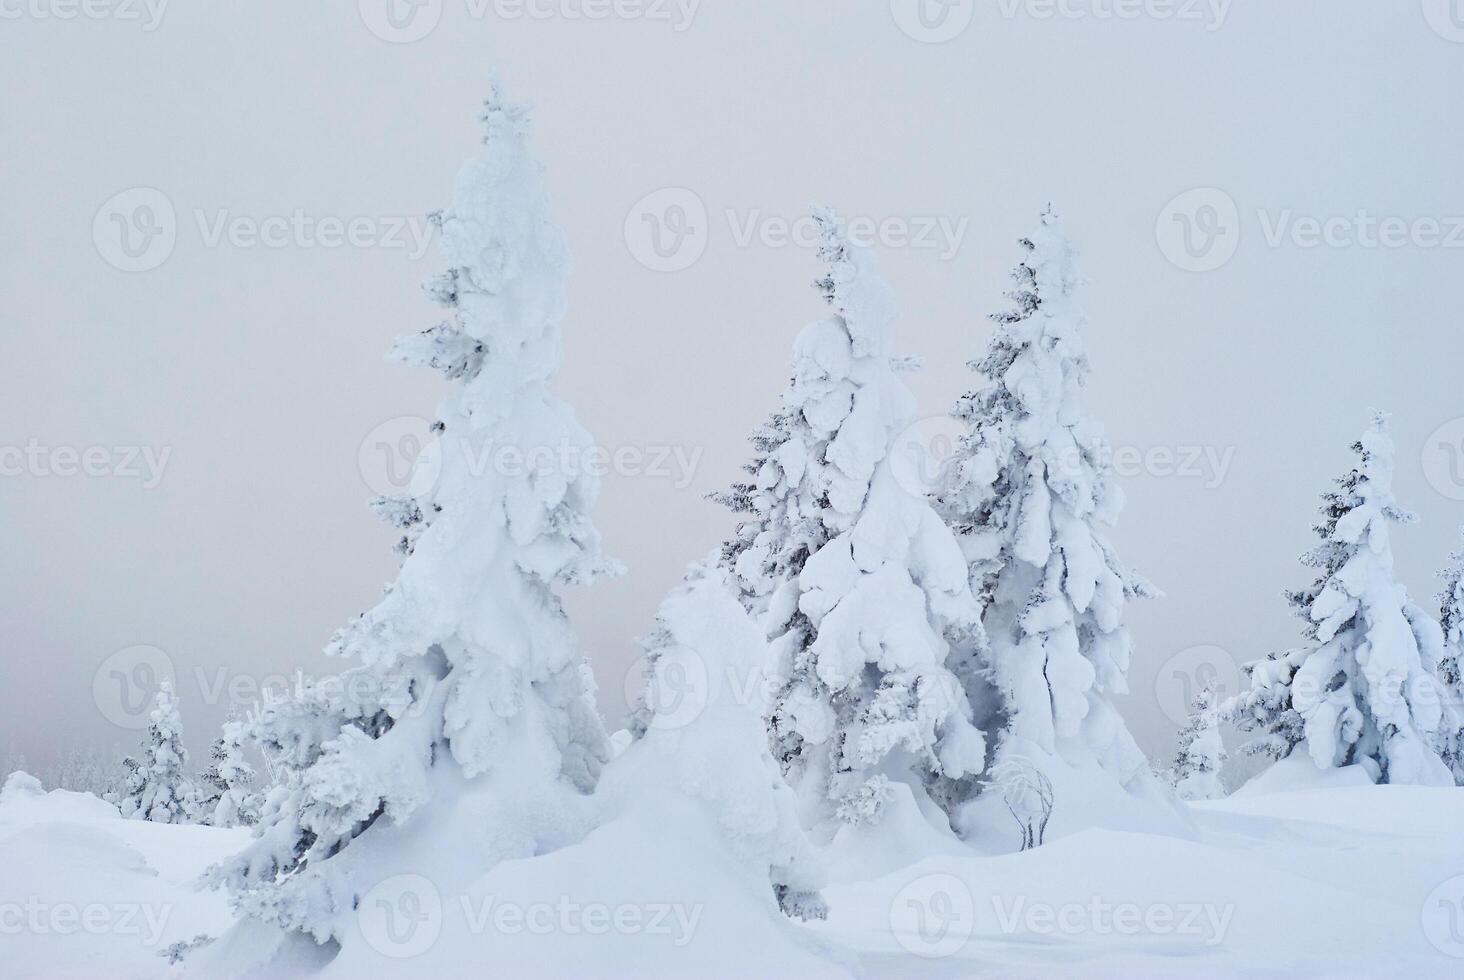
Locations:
625;561;828;921
1439;531;1464;690
716;209;986;834
1431;532;1464;782
112;678;195;823
1169;687;1225;801
934;208;1155;788
196;719;262;827
208;82;617;940
1229;414;1452;785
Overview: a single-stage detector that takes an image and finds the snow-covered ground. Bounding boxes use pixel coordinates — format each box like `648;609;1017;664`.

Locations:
6;765;1462;979
0;772;249;978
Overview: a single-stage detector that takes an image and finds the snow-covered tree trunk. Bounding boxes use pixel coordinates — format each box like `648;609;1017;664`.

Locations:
1229;415;1453;785
1169;687;1225;801
112;678;194;823
935;208;1155;791
716;208;986;835
208;80;617;941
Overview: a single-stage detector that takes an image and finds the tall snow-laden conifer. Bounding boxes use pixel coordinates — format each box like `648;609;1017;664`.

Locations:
1229;415;1452;785
717;209;986;833
209;81;616;940
113;678;194;823
936;208;1155;787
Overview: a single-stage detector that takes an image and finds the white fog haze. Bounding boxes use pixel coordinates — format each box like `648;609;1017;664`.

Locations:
3;5;1464;977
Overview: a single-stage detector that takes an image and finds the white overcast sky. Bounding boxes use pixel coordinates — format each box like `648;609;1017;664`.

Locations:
3;1;1464;768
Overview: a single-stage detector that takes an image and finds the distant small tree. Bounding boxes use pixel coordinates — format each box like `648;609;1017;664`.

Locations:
194;719;262;827
1170;687;1225;801
111;678;195;822
1433;531;1464;783
1;742;27;782
1227;415;1453;785
44;743;120;798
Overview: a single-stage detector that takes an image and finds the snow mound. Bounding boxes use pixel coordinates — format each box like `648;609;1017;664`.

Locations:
256;789;849;979
1232;752;1376;797
0;776;250;979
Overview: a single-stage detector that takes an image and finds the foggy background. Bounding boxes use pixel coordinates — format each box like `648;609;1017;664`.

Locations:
3;1;1463;775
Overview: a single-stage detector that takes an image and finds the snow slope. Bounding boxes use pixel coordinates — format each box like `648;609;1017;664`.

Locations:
0;772;250;979
5;767;1463;978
